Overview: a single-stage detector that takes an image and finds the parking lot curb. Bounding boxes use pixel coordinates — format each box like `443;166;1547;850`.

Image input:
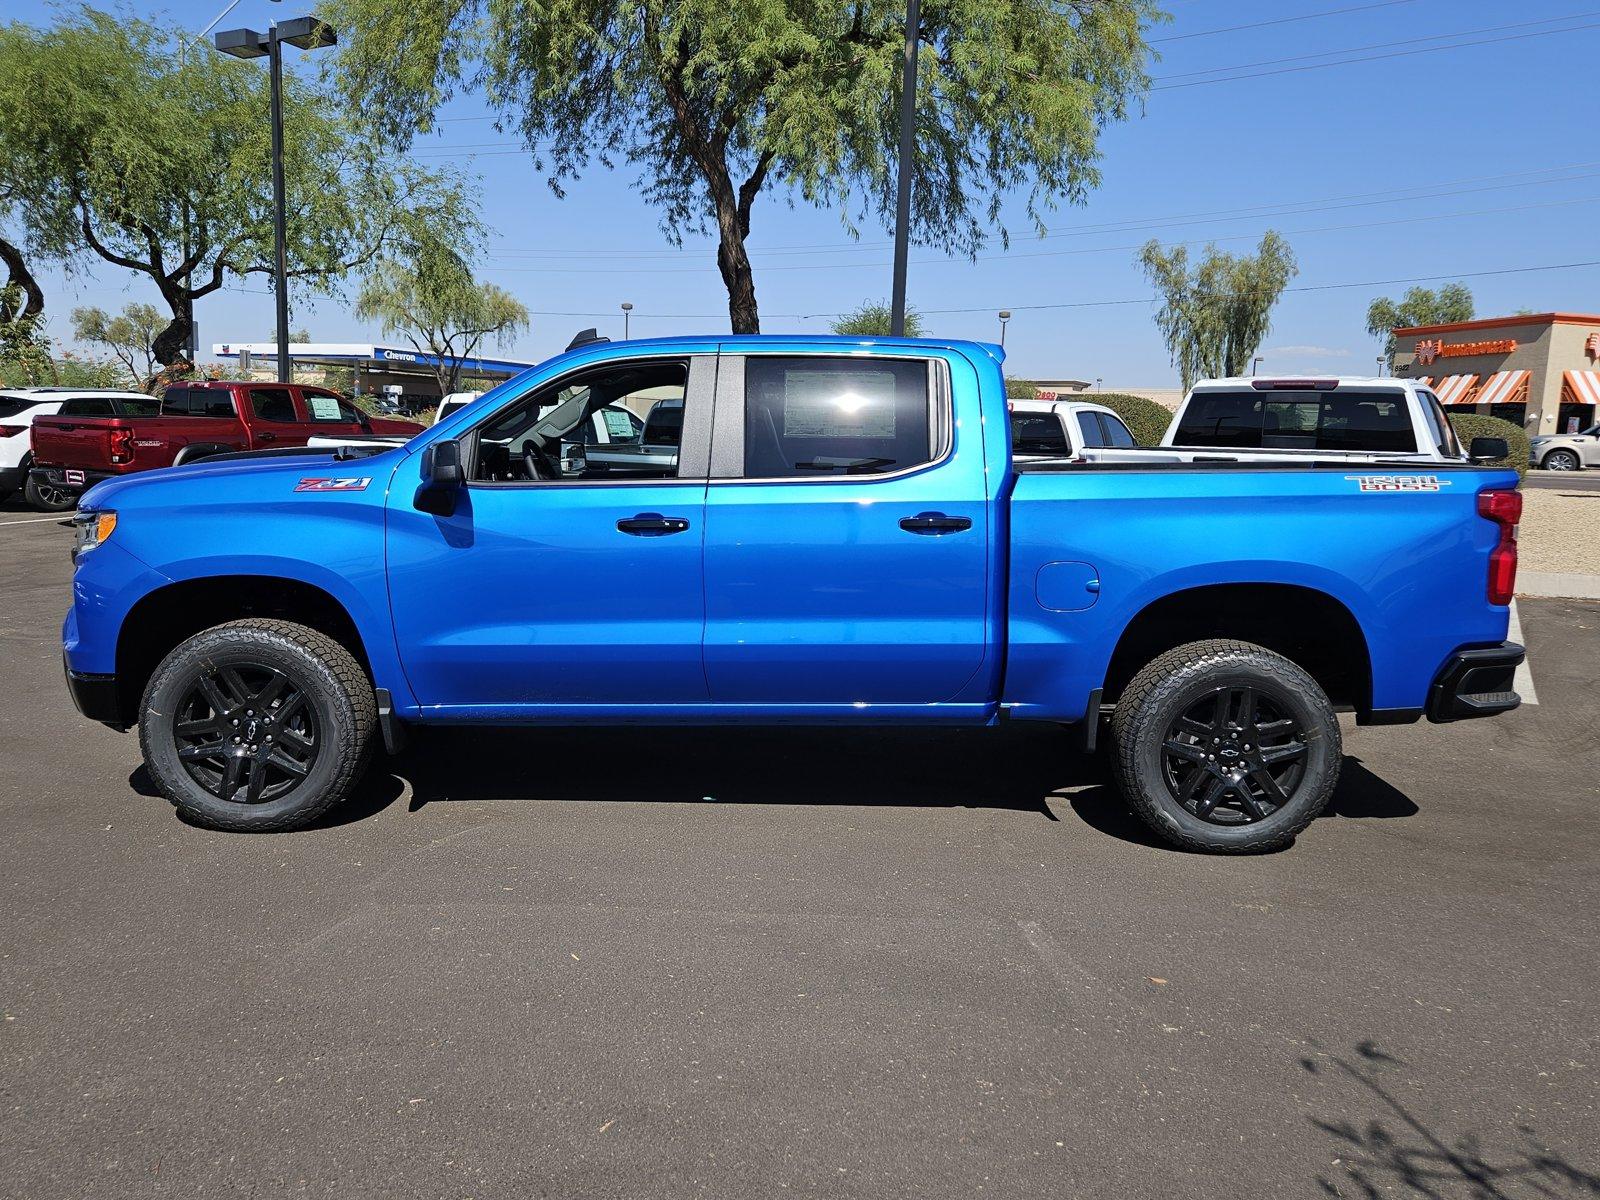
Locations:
1517;570;1600;601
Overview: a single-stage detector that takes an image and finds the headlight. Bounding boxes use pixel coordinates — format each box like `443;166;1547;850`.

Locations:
71;510;117;560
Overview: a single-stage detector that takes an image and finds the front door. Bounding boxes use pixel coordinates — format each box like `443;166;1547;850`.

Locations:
386;354;714;712
701;351;991;706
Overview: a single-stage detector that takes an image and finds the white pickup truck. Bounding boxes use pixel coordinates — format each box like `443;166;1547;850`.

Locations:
1008;399;1181;462
1159;376;1472;464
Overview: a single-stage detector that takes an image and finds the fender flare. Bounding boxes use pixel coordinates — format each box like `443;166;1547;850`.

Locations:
172;442;234;466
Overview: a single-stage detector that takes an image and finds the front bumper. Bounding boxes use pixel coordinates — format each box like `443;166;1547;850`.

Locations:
1426;641;1524;723
64;656;126;729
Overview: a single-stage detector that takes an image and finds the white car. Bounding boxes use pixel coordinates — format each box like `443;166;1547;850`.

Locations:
1528;423;1600;471
436;391;484;423
1008;399;1182;463
1160;376;1475;464
0;387;158;510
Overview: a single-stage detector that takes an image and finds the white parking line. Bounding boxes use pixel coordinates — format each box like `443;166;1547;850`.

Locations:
1508;599;1539;706
0;514;72;528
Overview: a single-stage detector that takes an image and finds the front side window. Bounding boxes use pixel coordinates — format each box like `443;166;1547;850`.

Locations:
469;360;689;482
302;388;363;424
250;388;297;423
743;356;935;478
1010;413;1068;455
1174;389;1417;453
1100;413;1138;448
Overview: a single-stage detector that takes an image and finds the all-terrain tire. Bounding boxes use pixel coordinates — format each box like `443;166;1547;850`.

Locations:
1110;639;1341;854
138;619;376;832
25;474;76;512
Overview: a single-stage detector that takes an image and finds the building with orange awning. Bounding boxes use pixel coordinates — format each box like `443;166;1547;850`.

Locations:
1390;312;1600;435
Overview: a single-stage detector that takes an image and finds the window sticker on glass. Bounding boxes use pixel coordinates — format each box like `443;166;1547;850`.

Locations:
603;409;635;437
306;395;343;421
783;370;897;439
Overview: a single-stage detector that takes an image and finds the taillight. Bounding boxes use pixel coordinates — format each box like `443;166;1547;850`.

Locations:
109;427;135;465
1478;488;1521;605
0;425;25;438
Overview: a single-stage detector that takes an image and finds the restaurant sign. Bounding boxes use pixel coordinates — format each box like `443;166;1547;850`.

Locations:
1414;338;1517;365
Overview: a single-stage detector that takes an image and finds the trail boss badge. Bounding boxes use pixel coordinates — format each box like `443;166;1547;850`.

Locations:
1346;474;1451;493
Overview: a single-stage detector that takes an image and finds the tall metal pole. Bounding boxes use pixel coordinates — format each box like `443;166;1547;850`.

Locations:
269;24;291;384
888;0;920;338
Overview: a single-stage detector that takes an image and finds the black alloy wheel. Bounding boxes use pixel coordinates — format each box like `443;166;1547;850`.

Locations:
1160;685;1306;825
173;664;320;806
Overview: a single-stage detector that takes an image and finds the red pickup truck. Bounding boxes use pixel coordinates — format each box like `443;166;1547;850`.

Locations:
29;381;425;509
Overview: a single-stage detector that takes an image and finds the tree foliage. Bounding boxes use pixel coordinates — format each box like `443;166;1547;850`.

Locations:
356;239;530;395
1138;232;1298;391
0;10;478;367
72;302;164;387
1005;377;1040;399
830;300;924;338
1365;283;1474;369
324;0;1161;332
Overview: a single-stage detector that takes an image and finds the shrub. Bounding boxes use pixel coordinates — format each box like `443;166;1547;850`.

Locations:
1096;392;1175;446
1447;412;1528;479
1005;376;1039;399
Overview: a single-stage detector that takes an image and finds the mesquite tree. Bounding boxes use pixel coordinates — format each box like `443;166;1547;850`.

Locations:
325;0;1161;332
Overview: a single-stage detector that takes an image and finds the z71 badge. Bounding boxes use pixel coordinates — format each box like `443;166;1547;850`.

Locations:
295;476;373;493
1346;474;1451;493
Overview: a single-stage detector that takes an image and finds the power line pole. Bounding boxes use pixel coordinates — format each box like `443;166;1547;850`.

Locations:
888;0;920;338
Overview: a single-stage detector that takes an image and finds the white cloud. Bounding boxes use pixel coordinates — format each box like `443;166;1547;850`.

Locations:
1263;345;1352;358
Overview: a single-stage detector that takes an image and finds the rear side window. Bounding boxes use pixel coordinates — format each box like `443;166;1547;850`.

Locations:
249;388;297;423
0;397;45;420
1075;412;1106;449
743;357;935;478
1174;389;1417;453
58;397;115;417
1010;413;1069;455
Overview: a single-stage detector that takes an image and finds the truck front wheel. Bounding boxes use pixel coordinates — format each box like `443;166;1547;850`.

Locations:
1110;639;1341;854
138;619;376;832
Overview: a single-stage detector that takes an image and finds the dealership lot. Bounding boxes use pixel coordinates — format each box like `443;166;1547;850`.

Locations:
2;501;1597;1198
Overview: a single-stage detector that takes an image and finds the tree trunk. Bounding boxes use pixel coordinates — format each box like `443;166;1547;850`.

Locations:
151;288;194;368
713;193;760;335
0;236;45;323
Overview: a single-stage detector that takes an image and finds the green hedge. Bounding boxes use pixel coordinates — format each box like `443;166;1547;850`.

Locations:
1447;412;1528;479
1095;392;1175;447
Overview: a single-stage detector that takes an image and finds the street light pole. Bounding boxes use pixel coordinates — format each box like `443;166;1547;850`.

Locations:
1252;356;1263;376
998;310;1011;347
268;24;290;384
621;302;633;340
215;16;335;385
888;0;920;338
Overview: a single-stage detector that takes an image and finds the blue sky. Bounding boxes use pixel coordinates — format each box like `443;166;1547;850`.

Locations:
17;0;1600;383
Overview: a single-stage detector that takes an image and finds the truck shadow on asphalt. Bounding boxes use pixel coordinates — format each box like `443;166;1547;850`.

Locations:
1304;1040;1600;1198
258;724;1421;849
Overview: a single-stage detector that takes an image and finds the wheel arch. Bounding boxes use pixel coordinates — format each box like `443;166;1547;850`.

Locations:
1102;582;1373;715
172;443;234;466
114;575;374;726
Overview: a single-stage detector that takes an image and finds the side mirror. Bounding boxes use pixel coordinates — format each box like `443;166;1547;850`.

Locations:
1469;436;1509;464
414;440;463;516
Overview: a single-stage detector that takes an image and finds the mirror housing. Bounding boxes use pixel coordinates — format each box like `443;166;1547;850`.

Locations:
414;440;463;516
1468;436;1510;464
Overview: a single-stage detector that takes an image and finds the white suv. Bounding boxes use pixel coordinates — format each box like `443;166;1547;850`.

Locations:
0;388;154;510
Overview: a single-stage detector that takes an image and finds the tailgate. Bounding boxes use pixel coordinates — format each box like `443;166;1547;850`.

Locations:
31;416;123;471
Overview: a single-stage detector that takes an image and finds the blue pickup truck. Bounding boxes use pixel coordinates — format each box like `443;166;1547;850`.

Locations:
61;335;1525;852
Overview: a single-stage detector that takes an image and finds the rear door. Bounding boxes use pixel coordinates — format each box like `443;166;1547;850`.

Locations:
700;349;990;706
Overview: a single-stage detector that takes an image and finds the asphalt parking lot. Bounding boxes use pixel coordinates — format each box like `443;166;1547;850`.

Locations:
2;497;1598;1199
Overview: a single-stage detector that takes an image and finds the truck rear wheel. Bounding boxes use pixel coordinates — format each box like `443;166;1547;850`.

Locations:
1110;639;1341;854
25;474;76;512
138;619;376;832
